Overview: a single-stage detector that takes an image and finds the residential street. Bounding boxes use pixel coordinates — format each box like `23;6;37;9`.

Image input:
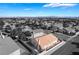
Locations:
52;32;79;55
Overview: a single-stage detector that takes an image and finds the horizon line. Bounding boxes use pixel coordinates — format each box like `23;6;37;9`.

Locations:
0;16;79;18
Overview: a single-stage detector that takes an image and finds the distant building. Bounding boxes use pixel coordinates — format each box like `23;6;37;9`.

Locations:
54;22;63;30
22;26;32;32
3;22;10;29
0;35;21;55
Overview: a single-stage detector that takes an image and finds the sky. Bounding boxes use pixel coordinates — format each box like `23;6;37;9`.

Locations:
0;3;79;17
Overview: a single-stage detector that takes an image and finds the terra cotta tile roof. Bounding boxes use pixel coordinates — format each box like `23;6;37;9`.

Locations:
35;33;59;50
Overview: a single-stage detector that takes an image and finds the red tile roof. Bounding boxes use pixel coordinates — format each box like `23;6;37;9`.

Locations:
35;33;60;50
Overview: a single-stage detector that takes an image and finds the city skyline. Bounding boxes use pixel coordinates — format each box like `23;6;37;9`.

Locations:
0;3;79;17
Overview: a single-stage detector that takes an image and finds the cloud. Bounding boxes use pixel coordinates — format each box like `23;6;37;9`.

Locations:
43;3;77;7
24;8;32;11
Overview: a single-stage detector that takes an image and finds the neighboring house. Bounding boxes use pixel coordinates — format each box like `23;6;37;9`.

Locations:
22;26;32;32
32;29;45;38
54;22;63;30
74;26;79;31
18;20;25;23
70;22;76;26
44;22;52;29
3;22;10;29
65;27;76;34
10;24;16;30
0;35;21;55
51;26;58;32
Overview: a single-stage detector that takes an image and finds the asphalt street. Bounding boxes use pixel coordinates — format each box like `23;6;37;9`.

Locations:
52;35;79;55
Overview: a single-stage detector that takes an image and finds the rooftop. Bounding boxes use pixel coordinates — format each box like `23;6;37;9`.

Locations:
35;33;60;50
0;35;20;55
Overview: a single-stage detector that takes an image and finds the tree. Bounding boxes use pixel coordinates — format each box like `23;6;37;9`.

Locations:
5;25;12;33
24;31;32;37
18;32;30;41
10;28;22;40
0;20;5;30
